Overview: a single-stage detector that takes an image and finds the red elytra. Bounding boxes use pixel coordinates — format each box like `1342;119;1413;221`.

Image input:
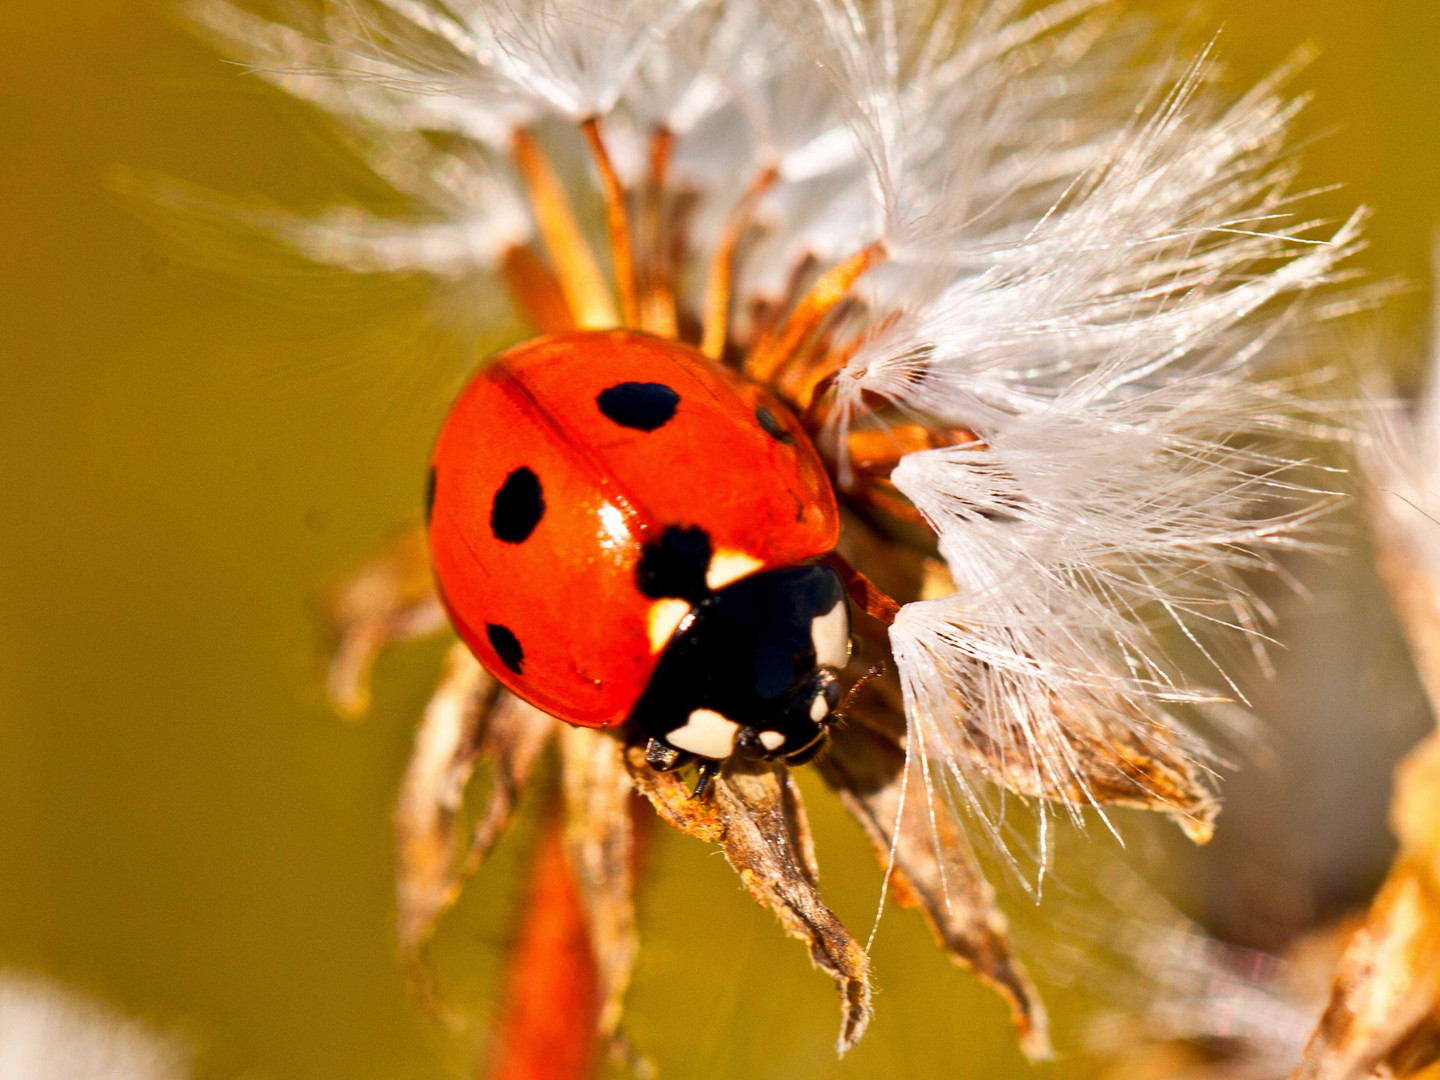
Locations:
427;330;841;729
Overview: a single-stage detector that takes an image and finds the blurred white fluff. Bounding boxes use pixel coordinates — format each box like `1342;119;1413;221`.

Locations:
1363;259;1440;588
191;0;1359;862
0;972;190;1080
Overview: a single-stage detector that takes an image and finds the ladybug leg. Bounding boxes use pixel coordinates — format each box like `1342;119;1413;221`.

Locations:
820;551;902;627
642;739;716;798
691;759;721;800
644;738;684;772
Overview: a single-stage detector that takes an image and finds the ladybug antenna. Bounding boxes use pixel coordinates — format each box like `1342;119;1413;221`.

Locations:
840;661;887;719
580;116;640;328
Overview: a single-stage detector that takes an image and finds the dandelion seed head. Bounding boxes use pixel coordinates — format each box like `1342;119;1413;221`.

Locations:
195;0;1360;882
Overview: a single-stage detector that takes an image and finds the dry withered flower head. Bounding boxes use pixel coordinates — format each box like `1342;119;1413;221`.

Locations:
188;0;1364;1062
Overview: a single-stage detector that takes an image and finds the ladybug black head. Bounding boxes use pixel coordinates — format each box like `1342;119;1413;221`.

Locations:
629;564;851;766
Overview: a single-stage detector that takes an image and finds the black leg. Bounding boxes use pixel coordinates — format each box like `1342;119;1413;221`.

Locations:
691;759;719;799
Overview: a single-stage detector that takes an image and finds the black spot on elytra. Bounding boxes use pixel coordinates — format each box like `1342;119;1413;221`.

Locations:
490;467;544;543
424;466;437;524
486;623;524;674
597;382;680;431
755;406;793;443
636;525;712;603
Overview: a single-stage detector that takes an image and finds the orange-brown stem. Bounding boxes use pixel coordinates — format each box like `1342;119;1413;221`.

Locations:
580;117;640;328
700;164;780;360
845;423;982;477
781;308;908;417
746;240;886;384
850;481;933;530
823;551;902;626
512;128;618;330
849;479;934;530
501;245;577;335
639;127;679;339
484;822;601;1080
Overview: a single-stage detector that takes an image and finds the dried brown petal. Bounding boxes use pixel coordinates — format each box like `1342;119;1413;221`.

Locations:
1292;735;1440;1080
1290;475;1440;1080
325;524;446;718
624;747;873;1054
557;726;638;1040
623;754;725;842
959;699;1220;845
820;716;1053;1060
393;643;554;993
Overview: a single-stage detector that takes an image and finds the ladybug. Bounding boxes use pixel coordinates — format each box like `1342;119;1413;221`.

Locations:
426;329;852;791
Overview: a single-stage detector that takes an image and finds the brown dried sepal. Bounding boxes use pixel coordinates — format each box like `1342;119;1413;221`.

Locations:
848;627;1218;852
1292;735;1440;1080
557;726;638;1042
324;524;447;718
819;713;1053;1059
624;746;874;1054
1289;471;1440;1079
958;699;1220;845
393;643;555;1011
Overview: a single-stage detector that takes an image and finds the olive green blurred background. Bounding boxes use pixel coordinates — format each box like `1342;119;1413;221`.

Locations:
2;2;1438;1078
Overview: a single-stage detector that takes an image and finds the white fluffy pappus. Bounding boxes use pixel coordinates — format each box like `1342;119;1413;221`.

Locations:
187;0;1361;876
784;2;1363;866
1361;256;1440;637
0;972;190;1080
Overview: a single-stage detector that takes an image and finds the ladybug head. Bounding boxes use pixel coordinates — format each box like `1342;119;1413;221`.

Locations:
630;565;851;766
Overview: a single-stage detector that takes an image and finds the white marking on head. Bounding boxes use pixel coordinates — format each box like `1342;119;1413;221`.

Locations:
810;602;850;670
810;694;830;723
647;598;692;652
666;709;740;759
758;730;786;752
705;549;763;591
